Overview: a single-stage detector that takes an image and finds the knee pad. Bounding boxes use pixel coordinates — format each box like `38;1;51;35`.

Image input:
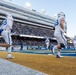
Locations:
60;43;65;48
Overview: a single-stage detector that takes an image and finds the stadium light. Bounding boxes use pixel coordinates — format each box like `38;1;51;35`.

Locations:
41;9;46;14
24;2;32;10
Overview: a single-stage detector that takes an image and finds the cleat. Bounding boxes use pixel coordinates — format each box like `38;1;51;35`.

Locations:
48;54;51;55
7;54;15;59
7;56;15;59
56;55;64;58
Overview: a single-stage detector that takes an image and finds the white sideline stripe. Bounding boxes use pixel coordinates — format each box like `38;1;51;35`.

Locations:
0;58;48;75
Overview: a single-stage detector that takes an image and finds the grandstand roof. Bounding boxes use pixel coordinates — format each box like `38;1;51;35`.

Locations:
0;0;55;29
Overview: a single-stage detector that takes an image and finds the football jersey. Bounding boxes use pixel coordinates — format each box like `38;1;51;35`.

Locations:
54;16;65;33
0;17;13;32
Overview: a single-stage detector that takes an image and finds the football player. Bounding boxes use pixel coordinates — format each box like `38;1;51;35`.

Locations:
45;37;50;50
53;12;67;58
0;13;14;59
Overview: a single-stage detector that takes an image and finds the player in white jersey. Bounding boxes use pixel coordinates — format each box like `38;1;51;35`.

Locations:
53;12;67;58
45;37;50;50
73;36;76;50
0;13;14;59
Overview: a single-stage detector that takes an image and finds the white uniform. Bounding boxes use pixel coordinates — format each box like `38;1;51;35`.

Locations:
0;14;13;45
54;17;67;46
45;38;50;49
0;13;14;59
73;36;76;50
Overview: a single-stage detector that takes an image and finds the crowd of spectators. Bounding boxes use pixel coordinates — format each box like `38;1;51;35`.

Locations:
12;22;54;37
0;21;54;46
11;22;55;46
12;37;45;46
0;21;74;49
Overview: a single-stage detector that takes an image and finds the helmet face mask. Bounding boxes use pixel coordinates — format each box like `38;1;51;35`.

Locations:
6;13;13;20
6;14;12;18
58;12;65;18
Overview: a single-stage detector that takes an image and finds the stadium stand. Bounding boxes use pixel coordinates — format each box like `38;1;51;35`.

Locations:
12;22;54;37
0;0;73;49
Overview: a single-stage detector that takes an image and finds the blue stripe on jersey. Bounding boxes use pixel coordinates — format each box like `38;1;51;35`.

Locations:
2;19;7;25
54;19;59;26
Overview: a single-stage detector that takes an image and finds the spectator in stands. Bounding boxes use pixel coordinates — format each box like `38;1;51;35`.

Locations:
53;12;67;58
0;13;14;59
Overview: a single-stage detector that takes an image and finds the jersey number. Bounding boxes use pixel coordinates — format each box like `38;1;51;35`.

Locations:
54;19;59;26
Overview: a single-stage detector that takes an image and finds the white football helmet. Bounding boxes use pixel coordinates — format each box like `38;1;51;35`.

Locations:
58;12;65;18
6;13;13;20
